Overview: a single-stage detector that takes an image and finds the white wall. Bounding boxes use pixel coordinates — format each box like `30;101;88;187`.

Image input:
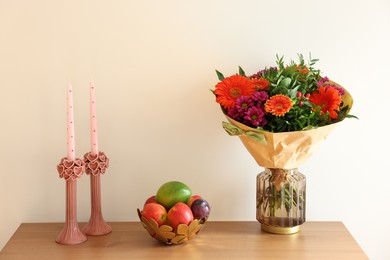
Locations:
0;0;389;259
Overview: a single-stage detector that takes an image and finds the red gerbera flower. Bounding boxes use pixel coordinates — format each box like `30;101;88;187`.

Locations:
264;94;293;117
251;78;270;90
214;74;255;109
309;86;342;119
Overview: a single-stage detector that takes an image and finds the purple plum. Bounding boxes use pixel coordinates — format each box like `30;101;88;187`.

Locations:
191;199;211;220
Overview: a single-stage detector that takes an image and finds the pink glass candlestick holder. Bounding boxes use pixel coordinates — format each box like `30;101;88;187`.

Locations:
56;158;87;244
82;151;112;236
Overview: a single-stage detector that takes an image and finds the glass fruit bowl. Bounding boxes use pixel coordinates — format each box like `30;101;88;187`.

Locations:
137;208;207;245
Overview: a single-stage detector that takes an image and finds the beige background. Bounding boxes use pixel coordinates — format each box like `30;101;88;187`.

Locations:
1;1;389;259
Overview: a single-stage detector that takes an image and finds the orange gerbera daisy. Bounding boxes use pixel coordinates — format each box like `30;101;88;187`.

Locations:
214;74;255;109
251;78;270;90
264;94;293;117
309;86;342;119
295;64;309;74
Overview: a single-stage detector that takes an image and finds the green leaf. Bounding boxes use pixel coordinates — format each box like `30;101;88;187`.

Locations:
287;85;300;98
244;131;267;144
302;125;316;130
276;54;285;69
271;85;288;95
345;114;359;119
215;70;225;81
222;122;243;136
279;77;292;88
238;66;246;77
298;53;304;65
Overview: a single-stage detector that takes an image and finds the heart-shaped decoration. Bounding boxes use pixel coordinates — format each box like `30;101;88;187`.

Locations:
98;154;106;162
57;165;65;174
64;168;73;177
74;159;83;166
88;161;99;171
87;152;98;162
99;162;106;169
91;169;100;176
73;166;83;177
63;159;74;169
101;167;106;174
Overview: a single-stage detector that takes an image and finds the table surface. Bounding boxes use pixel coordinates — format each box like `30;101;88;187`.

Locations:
0;221;368;260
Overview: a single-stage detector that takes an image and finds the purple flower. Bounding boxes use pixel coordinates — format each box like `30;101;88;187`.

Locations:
236;95;253;113
327;85;345;96
250;67;278;79
244;106;266;127
227;106;242;120
317;76;329;86
317;76;345;95
251;91;269;103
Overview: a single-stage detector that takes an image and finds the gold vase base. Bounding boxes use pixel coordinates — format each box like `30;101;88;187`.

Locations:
261;224;300;235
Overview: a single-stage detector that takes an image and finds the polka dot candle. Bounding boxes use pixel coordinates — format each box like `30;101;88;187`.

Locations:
67;84;75;161
90;81;99;155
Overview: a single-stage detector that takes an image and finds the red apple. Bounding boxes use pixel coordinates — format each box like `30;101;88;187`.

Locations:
144;195;157;205
141;203;167;226
186;195;202;207
167;202;194;230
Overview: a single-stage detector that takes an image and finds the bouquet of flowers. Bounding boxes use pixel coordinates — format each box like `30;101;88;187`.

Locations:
212;54;356;169
213;54;355;132
211;54;356;233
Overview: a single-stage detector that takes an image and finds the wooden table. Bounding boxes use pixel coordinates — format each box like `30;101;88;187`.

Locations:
0;221;368;259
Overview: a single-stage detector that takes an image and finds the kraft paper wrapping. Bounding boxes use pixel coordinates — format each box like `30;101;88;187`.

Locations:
225;116;340;169
222;81;353;169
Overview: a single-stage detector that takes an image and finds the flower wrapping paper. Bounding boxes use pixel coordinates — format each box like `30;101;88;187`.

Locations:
225;115;340;169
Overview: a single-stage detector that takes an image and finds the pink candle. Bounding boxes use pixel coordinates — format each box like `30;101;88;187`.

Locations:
67;84;75;161
90;81;99;155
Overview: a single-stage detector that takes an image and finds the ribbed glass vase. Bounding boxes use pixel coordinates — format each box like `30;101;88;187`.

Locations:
256;168;306;234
